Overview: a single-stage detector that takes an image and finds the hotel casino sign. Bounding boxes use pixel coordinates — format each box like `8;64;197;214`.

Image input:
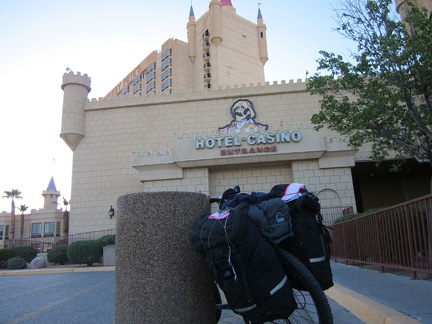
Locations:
195;99;301;156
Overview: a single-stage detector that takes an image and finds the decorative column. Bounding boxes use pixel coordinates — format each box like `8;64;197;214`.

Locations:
115;191;216;323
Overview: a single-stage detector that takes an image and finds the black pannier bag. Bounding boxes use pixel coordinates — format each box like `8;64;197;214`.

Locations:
191;202;296;322
248;197;293;245
271;184;334;291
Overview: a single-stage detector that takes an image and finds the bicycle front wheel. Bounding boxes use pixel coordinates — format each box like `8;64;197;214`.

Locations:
278;248;333;324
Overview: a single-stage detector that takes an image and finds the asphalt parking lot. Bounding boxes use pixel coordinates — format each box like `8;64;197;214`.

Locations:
0;270;363;324
0;271;114;324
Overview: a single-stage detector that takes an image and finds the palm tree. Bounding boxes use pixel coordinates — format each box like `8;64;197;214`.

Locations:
17;204;28;238
2;189;22;240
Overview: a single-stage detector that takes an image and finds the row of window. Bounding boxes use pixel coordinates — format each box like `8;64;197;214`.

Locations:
0;222;61;240
31;222;61;238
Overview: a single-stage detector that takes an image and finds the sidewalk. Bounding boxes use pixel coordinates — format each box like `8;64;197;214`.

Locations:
1;261;431;323
328;261;432;324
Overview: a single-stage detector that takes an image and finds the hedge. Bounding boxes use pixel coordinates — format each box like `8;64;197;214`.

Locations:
67;240;102;266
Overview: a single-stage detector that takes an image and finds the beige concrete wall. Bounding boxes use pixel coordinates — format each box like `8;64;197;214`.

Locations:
67;80;359;234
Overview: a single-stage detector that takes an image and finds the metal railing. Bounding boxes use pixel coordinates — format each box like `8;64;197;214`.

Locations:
332;194;432;279
68;229;115;244
4;229;115;252
320;206;353;226
4;237;68;253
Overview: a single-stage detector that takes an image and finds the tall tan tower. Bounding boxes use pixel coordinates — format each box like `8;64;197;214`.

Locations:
187;6;197;64
257;7;268;65
106;0;268;97
60;71;91;151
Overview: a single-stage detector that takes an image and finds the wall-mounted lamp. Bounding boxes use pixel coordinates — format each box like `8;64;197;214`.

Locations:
109;206;115;219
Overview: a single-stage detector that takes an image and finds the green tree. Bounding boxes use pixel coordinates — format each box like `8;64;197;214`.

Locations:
62;198;70;237
17;204;28;238
2;189;22;239
307;0;432;190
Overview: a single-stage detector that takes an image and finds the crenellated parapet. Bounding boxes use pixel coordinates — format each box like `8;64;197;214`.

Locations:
61;71;91;92
85;78;309;109
60;71;92;151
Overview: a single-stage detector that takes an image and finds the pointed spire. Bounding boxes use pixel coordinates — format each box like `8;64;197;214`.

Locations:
189;5;194;17
46;176;57;192
258;8;263;20
221;0;233;6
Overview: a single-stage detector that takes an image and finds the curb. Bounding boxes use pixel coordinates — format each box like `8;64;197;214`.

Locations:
326;283;422;324
0;266;115;276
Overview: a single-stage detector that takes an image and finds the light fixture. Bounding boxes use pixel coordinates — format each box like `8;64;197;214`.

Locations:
109;206;115;219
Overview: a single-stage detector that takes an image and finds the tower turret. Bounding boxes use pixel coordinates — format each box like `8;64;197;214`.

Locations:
209;0;222;46
396;0;432;20
257;8;268;65
42;177;61;210
187;6;197;64
60;71;91;151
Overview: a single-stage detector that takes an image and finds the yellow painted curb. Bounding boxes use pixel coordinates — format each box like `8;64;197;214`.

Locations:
326;283;422;324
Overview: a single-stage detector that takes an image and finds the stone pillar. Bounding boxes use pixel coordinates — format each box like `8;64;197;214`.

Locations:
115;192;216;324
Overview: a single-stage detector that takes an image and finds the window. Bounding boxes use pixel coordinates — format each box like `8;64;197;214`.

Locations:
146;62;156;74
56;222;61;237
133;83;142;94
44;222;55;237
5;225;9;239
121;86;129;95
161;58;172;71
31;223;42;238
261;31;264;38
0;225;3;239
161;48;172;61
133;75;142;85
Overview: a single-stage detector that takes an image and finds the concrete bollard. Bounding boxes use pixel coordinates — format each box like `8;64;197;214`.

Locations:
115;192;216;324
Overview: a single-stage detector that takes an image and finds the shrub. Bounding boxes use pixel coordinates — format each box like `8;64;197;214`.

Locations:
0;249;15;266
7;257;27;270
11;246;37;262
333;208;381;224
47;245;69;265
67;240;102;266
96;234;115;247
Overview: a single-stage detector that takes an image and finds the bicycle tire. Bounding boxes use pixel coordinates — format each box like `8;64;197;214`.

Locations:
243;249;333;324
214;284;222;323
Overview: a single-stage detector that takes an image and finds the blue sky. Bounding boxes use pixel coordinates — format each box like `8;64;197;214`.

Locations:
0;0;363;212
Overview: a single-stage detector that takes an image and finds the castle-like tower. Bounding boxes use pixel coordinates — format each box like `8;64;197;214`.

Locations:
60;72;91;151
42;177;61;210
106;0;268;97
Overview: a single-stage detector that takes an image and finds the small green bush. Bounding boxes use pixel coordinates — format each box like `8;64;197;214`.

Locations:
333;208;381;224
7;257;27;270
0;249;15;266
67;240;102;266
96;234;115;247
47;245;69;265
11;246;37;262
